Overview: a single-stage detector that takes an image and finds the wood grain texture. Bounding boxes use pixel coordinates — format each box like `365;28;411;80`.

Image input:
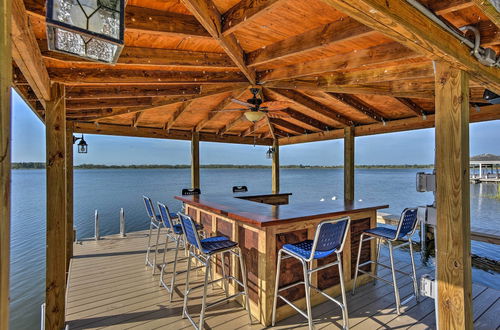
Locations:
215;218;233;276
45;83;67;330
344;126;355;201
238;226;260;302
191;132;200;189
434;62;472;330
65;122;74;275
222;0;283;35
0;0;11;327
350;217;371;275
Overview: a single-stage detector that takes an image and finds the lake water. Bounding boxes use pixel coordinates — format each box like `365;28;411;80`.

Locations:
10;168;500;329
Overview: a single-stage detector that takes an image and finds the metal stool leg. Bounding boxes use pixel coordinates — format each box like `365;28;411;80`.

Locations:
159;234;170;287
198;256;211;330
182;247;193;319
302;259;313;330
145;221;154;266
337;253;349;330
220;252;229;298
152;223;161;274
388;241;401;315
271;250;283;326
408;238;420;303
352;233;365;295
237;248;252;324
373;238;381;285
168;237;182;302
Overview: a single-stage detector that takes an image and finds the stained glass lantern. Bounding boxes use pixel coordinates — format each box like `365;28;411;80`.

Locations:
73;135;88;153
46;0;125;63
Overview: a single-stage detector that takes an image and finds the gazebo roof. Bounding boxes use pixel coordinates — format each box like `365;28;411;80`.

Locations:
12;0;500;145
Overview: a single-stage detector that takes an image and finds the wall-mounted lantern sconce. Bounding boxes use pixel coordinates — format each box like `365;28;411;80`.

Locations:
46;0;125;63
73;134;88;153
266;147;275;159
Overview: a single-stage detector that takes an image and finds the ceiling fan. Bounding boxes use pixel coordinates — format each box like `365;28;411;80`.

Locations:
216;88;292;122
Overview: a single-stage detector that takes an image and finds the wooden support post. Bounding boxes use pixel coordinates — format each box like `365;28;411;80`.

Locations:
191;132;200;189
65;122;74;275
45;83;67;330
0;0;12;328
344;127;354;201
435;62;472;330
272;139;280;193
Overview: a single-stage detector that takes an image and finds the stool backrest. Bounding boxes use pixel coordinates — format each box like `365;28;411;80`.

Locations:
157;202;174;229
182;188;201;196
310;217;350;260
232;186;248;193
396;207;419;237
142;195;155;219
178;212;202;250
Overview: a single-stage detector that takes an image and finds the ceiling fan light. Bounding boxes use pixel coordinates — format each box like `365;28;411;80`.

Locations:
244;111;265;122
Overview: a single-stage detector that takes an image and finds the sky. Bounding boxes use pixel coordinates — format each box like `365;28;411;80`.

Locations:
11;89;500;166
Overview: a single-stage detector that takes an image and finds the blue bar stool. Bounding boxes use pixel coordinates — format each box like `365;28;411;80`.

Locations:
157;202;203;302
352;208;419;315
143;195;177;274
178;212;252;330
272;217;351;330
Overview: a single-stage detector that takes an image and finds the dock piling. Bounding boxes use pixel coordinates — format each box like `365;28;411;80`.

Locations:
94;210;100;241
120;208;126;237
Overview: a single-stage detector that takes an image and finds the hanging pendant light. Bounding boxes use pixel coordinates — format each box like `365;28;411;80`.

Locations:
73;134;88;153
46;0;125;63
266;147;275;159
244;111;266;122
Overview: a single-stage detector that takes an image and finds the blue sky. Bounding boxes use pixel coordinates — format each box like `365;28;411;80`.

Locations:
11;89;500;166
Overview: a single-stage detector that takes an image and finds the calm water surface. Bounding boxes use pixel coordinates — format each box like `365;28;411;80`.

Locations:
10;168;500;329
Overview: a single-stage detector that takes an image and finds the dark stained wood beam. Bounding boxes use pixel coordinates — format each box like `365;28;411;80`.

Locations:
24;1;213;39
181;0;256;84
166;101;193;131
195;88;247;131
395;97;429;118
327;92;387;122
73;122;273;145
247;16;375;67
38;42;237;69
66;85;201;100
48;68;247;84
258;42;421;82
269;88;356;126
319;0;500;93
221;0;284;36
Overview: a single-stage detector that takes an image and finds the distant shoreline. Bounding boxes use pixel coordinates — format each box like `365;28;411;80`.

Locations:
12;162;433;170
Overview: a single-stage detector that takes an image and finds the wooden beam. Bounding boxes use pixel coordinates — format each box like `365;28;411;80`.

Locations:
222;0;283;35
132;111;143;128
11;0;50;103
258;42;421;82
66;98;154;110
319;0;500;93
65;121;73;275
327;92;387;122
266;116;276;140
181;0;256;84
49;68;246;84
247;16;375;67
39;42;237;69
429;0;474;15
73;122;273;145
279;103;500;145
0;0;12;327
191;132;200;189
242;117;268;136
344;126;355;201
45;83;66;330
269;118;306;135
272;139;279;193
66;85;201;100
24;1;212;39
472;0;500;29
395;97;429;118
195;88;247;131
166;101;193;131
270;88;355;126
219;115;248;135
284;108;333;131
435;62;472;330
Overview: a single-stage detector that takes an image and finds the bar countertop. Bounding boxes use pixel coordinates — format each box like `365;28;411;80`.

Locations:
175;192;388;227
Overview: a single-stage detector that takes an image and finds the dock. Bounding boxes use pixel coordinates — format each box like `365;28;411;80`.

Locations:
66;230;499;329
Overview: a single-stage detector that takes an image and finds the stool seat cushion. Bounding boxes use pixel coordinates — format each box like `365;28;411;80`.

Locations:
364;227;404;240
172;223;203;235
200;236;237;254
283;240;337;259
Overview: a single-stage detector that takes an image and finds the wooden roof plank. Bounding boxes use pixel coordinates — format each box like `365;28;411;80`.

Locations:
242;117;268;136
318;0;500;93
472;0;500;29
166;100;194;131
429;0;474;15
181;0;256;84
395;97;429;118
327;92;387;122
270;118;307;135
195;88;248;131
66;85;201;100
222;0;284;36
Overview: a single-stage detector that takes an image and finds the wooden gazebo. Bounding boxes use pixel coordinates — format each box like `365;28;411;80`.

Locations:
1;0;500;329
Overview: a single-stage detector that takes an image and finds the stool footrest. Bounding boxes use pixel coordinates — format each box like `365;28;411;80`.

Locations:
278;280;305;293
357;269;394;285
276;295;309;319
207;292;245;310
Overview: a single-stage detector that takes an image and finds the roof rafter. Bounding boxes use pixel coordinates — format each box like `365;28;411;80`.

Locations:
166;100;194;131
472;0;500;29
65;85;201;100
327;92;387;123
181;0;256;84
222;0;284;36
219;115;248;135
429;0;474;15
242;117;268;136
319;0;500;93
270;118;307;135
395;97;429;118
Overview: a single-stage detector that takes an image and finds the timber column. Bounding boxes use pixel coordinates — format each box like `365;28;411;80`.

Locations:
45;83;67;330
191;132;200;189
0;0;12;328
435;62;472;330
344;126;354;201
66;121;74;275
272;139;280;193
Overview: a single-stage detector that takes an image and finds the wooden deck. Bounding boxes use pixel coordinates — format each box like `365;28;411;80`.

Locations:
66;230;500;329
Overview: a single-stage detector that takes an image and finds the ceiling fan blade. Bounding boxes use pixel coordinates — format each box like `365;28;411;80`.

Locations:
213;109;246;112
267;113;291;119
261;100;293;109
231;99;253;107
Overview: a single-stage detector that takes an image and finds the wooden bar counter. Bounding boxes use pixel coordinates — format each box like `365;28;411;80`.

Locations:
175;192;388;326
